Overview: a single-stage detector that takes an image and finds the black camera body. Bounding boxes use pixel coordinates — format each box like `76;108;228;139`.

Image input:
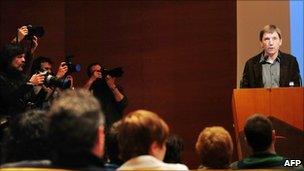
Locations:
102;67;124;78
65;55;81;74
25;25;45;40
40;71;71;89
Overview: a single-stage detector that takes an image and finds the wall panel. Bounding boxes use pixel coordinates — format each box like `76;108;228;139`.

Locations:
1;1;236;168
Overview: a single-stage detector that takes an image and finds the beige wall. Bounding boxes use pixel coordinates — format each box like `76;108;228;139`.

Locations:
237;0;290;87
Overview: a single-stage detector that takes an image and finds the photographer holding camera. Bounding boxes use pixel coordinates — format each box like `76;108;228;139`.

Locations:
0;43;45;120
84;63;128;131
0;25;47;136
30;56;72;109
0;25;44;118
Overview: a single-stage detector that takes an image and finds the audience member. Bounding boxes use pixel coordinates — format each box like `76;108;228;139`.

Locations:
104;120;124;169
195;126;233;169
1;110;50;167
230;114;286;169
117;109;188;170
48;89;107;170
164;134;184;163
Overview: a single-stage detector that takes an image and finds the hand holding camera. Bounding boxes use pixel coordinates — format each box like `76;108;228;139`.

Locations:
105;75;117;91
56;62;68;78
12;25;43;54
92;69;102;80
29;73;45;86
17;26;28;41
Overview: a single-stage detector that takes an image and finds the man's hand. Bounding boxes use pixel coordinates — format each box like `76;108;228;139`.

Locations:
105;75;117;90
56;62;68;78
11;26;28;43
66;75;74;89
105;75;124;102
83;70;101;90
92;70;102;81
29;73;45;86
30;36;38;54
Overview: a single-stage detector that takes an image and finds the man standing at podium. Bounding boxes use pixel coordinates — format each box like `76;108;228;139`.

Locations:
240;25;301;88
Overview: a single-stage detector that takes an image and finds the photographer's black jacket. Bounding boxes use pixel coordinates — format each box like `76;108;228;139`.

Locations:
90;79;128;131
0;70;35;118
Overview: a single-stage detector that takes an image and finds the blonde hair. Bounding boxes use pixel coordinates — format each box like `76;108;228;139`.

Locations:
195;126;233;169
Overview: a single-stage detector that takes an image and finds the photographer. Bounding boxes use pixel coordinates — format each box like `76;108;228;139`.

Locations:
30;56;70;109
0;43;45;119
84;63;128;131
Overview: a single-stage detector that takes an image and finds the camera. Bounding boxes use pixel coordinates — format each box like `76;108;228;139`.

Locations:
102;67;124;78
25;25;45;40
40;71;71;89
65;55;81;74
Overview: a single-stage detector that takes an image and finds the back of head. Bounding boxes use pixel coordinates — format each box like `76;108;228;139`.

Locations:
195;126;233;169
48;89;104;158
259;25;282;41
107;120;124;165
164;134;184;163
244;114;273;152
118;110;169;161
3;109;49;162
0;43;25;72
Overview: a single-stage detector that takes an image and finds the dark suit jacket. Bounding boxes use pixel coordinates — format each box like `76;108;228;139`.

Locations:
240;51;301;88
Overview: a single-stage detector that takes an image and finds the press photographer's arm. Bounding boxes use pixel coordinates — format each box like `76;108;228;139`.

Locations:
105;75;124;102
11;26;39;54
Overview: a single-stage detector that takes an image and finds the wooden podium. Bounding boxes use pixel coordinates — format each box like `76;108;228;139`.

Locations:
232;87;304;160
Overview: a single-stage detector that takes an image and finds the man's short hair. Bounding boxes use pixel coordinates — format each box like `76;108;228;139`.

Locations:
3;110;50;162
195;126;233;169
107;120;123;165
244;114;273;152
259;25;282;41
118;110;169;161
48;89;104;157
164;134;184;163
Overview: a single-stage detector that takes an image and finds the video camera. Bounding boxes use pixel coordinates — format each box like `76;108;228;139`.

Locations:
24;25;45;40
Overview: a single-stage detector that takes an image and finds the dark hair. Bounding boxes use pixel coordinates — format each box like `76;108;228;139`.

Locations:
259;25;282;41
48;89;104;158
244;114;273;152
118;110;169;161
164;134;184;163
0;43;25;71
30;56;53;75
86;62;101;77
106;120;124;165
2;110;50;163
